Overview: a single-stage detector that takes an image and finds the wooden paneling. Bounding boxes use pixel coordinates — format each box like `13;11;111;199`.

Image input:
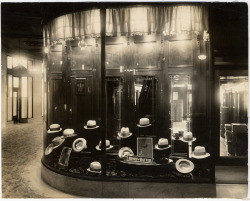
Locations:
168;40;193;67
105;43;124;69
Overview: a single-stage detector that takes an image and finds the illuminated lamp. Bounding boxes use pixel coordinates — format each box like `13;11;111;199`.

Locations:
198;55;207;60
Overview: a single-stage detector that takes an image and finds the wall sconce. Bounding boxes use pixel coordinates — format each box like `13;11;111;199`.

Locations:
78;40;87;50
198;55;207;60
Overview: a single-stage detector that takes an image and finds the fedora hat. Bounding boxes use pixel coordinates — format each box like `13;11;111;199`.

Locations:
137;117;152;127
118;127;132;138
87;161;101;173
47;124;62;133
72;138;87;152
62;129;77;138
155;138;171;150
84;120;99;129
96;140;113;150
191;146;210;159
175;159;194;174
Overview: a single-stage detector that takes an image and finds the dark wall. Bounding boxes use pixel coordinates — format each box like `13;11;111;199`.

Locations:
211;3;248;64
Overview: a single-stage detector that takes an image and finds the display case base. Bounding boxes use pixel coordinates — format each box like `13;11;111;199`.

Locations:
41;162;216;198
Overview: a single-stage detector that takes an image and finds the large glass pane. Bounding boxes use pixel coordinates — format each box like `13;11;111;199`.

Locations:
219;76;248;157
7;56;13;69
28;77;33;118
13;77;19;88
170;75;192;134
12;57;19;68
106;77;123;149
20;59;27;68
7;75;13;121
169;75;192;157
21;77;28;118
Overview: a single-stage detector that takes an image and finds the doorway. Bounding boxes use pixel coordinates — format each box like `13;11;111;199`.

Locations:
215;70;248;165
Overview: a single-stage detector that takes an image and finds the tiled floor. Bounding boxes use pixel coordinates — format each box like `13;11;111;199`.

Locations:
1;117;249;198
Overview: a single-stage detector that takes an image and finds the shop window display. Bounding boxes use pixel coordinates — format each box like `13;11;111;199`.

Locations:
42;5;213;182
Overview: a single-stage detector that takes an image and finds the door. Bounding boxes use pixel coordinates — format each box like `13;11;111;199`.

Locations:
215;70;248;165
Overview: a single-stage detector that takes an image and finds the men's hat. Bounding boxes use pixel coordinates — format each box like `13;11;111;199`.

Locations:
72;138;87;152
137;118;152;127
118;127;132;138
175;159;194;174
84;120;99;129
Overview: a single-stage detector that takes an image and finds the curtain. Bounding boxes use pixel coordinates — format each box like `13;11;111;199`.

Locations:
106;6;208;36
43;5;208;45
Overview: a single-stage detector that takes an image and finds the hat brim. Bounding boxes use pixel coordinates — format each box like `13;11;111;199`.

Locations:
62;134;78;138
118;147;134;158
137;124;152;128
96;145;113;151
45;144;54;155
191;152;210;159
47;128;62;133
118;132;132;138
84;125;99;129
87;168;101;174
52;137;65;149
175;159;194;174
155;144;171;150
72;138;87;152
180;137;196;143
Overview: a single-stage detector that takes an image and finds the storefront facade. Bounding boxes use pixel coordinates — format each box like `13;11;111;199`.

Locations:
41;3;247;197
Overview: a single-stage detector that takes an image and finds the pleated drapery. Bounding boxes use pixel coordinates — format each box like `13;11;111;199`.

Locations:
43;5;208;45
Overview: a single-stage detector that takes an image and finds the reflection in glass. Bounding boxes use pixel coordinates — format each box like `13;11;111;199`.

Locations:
13;92;18;116
7;56;13;69
134;76;156;123
28;77;33;118
169;75;192;134
21;77;28;118
7;75;13;121
106;77;123;146
219;76;248;157
13;77;19;88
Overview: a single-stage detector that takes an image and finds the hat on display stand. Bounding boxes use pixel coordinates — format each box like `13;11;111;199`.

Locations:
118;127;132;138
47;124;62;133
62;129;77;138
96;140;113;150
84;120;99;129
155;138;171;150
137;118;152;127
87;161;101;173
191;146;210;159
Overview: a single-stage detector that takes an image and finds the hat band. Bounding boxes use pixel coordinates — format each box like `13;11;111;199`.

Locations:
100;145;110;148
158;144;168;148
50;127;60;131
90;167;101;172
87;125;96;128
183;137;193;141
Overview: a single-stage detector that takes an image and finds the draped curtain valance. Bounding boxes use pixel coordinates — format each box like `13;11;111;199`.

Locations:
43;6;208;45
